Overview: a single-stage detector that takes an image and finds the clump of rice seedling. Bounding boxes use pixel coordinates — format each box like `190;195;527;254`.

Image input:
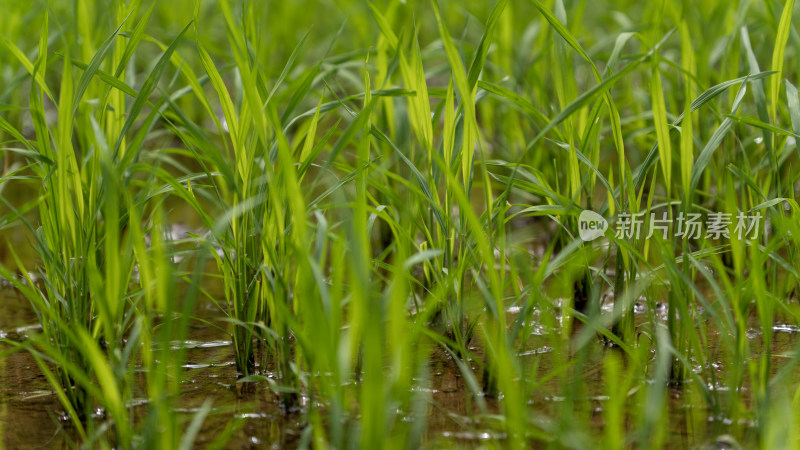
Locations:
0;4;218;447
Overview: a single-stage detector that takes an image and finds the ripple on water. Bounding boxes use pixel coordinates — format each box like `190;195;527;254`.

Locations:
773;324;800;333
518;346;553;357
442;431;506;441
169;340;233;350
182;361;237;370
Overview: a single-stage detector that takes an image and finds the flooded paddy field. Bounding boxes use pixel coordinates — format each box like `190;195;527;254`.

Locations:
2;0;800;448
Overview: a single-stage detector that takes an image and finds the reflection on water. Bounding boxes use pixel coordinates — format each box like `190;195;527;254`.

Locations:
2;276;799;448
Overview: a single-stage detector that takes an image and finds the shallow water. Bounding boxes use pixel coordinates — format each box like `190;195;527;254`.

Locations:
3;278;800;448
0;287;504;448
0;288;73;449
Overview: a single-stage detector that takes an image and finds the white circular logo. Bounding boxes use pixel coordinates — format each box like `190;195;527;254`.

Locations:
578;210;608;241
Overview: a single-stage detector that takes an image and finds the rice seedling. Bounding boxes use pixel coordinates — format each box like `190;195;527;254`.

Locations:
1;0;800;448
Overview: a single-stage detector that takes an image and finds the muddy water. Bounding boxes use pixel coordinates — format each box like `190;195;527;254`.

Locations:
0;286;505;448
0;287;307;449
2;281;799;448
0;288;72;449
